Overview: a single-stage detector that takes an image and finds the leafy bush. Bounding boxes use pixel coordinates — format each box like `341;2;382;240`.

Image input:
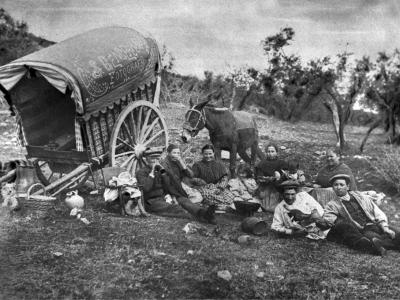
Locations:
371;146;400;193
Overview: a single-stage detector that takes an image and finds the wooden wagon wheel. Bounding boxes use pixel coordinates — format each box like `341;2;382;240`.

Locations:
34;160;89;191
109;100;169;176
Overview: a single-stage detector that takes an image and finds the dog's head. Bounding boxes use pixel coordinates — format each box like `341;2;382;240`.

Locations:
1;182;16;197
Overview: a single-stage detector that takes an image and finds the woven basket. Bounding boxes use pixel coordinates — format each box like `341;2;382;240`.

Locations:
20;183;57;215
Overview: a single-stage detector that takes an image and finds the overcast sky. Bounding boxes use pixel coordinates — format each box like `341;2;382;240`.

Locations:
1;0;400;77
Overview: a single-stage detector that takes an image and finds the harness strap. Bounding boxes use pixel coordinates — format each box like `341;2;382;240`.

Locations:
184;107;206;134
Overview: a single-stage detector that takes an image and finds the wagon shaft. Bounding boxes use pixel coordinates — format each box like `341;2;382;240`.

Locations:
0;169;16;184
34;163;91;196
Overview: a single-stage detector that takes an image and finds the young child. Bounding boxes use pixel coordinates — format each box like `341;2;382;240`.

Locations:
228;163;259;202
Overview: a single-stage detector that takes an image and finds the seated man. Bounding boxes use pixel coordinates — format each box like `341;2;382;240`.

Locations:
312;174;400;256
271;180;326;239
136;152;216;224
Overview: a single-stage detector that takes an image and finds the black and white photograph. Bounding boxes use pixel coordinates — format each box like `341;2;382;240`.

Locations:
0;0;400;298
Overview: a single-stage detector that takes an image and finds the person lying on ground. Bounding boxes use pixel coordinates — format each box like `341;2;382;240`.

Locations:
191;144;235;210
311;174;399;256
136;152;216;224
271;180;327;239
314;149;357;191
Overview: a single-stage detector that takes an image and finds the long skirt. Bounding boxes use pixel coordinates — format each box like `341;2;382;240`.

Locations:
198;185;235;208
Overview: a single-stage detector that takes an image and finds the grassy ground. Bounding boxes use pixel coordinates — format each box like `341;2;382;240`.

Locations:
1;105;400;299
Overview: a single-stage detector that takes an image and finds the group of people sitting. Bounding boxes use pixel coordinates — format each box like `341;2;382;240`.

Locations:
132;142;399;256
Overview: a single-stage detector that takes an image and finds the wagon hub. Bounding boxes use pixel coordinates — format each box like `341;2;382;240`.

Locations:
134;144;147;159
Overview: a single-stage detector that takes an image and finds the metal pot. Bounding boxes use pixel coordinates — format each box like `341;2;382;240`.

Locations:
241;217;268;236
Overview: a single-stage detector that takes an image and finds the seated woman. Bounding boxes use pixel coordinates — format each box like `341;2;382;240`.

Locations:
312;149;357;207
191;144;235;209
255;143;289;212
315;149;357;190
160;143;202;204
136;152;216;224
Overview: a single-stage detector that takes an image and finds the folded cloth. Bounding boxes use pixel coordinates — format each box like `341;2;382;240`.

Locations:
108;171;137;187
104;186;141;202
182;182;203;204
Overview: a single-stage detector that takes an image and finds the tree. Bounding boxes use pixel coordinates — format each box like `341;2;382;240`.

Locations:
160;44;175;72
0;8;54;66
226;66;260;109
261;27;366;151
359;50;400;151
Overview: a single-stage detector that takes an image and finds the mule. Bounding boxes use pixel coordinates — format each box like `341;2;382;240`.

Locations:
181;98;265;177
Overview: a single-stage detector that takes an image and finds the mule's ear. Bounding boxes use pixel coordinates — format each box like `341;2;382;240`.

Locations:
196;98;212;110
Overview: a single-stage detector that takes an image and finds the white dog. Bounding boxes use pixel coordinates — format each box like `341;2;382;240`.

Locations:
1;182;18;209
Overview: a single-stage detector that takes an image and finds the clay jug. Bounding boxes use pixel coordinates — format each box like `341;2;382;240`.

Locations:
15;164;41;197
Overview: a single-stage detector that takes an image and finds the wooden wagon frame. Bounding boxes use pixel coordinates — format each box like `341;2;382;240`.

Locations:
0;27;169;195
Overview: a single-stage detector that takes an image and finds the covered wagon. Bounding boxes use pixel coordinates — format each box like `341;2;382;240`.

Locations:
0;26;169;194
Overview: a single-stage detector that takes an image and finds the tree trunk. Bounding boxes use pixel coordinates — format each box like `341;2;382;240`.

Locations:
337;105;348;152
321;91;342;148
359;118;382;152
387;108;396;143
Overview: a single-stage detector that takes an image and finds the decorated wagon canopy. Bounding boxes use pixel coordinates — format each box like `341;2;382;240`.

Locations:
0;26;161;116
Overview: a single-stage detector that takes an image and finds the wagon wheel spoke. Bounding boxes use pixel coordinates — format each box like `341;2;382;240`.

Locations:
120;154;136;169
128;112;137;143
121;122;135;147
116;137;135;151
143;129;166;147
126;156;135;174
139;108;153;142
114;151;135;158
136;106;143;138
140;116;160;144
132;160;138;175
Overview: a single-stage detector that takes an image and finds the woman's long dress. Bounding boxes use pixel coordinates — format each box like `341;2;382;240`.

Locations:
191;159;234;207
255;159;289;212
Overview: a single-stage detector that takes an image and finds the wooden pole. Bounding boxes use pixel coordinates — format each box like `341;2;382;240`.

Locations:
0;169;16;184
40;163;91;194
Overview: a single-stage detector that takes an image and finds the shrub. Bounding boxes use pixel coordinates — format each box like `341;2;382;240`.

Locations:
370;146;400;193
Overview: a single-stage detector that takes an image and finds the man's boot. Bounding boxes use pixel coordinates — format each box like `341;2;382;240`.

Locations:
371;237;387;257
354;236;386;256
197;205;217;225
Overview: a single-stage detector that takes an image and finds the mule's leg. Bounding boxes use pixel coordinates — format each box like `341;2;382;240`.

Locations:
230;143;238;178
256;144;266;160
250;143;257;167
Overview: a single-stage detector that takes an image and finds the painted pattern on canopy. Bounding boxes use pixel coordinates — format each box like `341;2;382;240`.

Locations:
0;26;160;116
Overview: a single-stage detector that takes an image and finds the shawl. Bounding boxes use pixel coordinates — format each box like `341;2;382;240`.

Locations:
315;162;357;191
255;159;289;177
192;159;228;184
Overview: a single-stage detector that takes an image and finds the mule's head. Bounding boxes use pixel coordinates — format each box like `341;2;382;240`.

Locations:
181;97;211;143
